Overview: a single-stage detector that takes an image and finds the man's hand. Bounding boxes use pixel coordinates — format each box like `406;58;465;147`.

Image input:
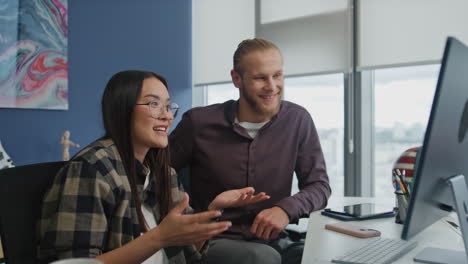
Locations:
208;187;270;211
250;206;290;240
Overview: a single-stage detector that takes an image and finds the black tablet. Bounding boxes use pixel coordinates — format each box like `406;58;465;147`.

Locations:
323;203;395;219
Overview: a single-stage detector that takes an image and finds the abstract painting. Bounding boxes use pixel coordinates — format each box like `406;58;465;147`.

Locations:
0;0;68;110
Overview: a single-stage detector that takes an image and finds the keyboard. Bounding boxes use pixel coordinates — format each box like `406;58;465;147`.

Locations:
331;237;418;264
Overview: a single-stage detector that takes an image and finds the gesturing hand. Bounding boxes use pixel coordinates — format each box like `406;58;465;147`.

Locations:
250;206;289;240
208;187;270;211
152;193;232;248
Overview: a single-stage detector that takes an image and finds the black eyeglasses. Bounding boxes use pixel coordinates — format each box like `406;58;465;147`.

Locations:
136;101;179;119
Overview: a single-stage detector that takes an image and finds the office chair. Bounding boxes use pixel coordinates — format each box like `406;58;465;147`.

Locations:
0;161;66;264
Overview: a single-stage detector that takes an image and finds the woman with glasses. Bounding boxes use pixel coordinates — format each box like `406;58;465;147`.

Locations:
37;70;269;264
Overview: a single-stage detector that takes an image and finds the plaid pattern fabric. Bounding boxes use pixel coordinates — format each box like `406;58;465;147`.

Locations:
37;138;205;263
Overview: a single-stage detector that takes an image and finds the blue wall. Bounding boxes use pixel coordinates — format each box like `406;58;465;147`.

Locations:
0;0;192;165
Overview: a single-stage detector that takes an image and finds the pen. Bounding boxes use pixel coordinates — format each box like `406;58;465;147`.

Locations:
396;178;406;194
397;174;410;200
401;169;411;195
392;170;401;192
395;169;411;197
401;169;406;185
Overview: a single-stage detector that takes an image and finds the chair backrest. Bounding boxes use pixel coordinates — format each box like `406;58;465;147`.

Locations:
0;161;66;264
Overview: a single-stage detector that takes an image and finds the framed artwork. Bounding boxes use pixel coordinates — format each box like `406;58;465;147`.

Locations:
0;0;68;110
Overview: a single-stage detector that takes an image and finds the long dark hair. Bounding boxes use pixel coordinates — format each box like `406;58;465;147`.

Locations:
101;70;173;232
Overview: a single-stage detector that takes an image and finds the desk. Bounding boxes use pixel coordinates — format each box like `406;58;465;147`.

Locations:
301;197;464;263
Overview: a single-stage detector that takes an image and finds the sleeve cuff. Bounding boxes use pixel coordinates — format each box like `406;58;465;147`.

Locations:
275;197;299;223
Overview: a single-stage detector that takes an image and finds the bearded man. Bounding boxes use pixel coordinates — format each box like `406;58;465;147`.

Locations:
170;38;331;264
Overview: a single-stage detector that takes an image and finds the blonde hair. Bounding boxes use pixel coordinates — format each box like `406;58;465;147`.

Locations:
233;38;281;74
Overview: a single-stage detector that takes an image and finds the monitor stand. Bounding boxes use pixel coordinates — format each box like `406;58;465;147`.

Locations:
414;174;468;264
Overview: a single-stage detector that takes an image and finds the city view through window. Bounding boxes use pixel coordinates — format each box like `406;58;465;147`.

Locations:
284;74;344;197
374;64;439;199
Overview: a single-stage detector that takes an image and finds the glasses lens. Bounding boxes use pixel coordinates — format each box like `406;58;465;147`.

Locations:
149;101;159;109
147;102;179;118
169;102;179;118
148;102;160;118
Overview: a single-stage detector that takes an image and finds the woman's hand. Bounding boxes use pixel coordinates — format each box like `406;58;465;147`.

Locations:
151;193;232;248
208;187;270;211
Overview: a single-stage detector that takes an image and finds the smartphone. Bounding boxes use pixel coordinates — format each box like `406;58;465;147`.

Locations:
325;222;381;238
324;203;393;218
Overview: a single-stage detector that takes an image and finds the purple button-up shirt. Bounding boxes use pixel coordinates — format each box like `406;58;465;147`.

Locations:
170;100;331;240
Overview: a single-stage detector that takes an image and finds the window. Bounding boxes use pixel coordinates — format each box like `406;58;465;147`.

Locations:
207;83;238;105
284;74;344;196
373;64;439;199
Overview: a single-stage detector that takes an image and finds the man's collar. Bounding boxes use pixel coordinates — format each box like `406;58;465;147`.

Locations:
227;99;284;125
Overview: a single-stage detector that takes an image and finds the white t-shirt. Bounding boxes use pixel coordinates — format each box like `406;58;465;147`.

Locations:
141;172;169;264
235;117;268;138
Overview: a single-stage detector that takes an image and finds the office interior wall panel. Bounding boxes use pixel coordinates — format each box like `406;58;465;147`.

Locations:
193;0;255;84
261;0;348;24
257;10;350;76
359;0;468;69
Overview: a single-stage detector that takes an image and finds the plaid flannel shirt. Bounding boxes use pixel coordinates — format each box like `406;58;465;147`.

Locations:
37;138;206;263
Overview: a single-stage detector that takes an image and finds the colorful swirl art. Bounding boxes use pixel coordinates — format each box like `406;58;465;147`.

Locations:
0;0;68;109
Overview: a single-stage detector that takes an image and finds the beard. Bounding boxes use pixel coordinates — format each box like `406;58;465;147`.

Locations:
240;87;281;117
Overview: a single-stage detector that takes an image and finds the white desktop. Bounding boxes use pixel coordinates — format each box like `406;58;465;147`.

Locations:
301;196;464;264
300;37;468;264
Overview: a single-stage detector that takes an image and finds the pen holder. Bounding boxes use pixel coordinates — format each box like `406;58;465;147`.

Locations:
392;146;420;224
392;169;413;224
395;191;409;224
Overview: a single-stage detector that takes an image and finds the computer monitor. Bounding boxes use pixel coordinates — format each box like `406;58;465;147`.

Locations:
401;36;468;264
